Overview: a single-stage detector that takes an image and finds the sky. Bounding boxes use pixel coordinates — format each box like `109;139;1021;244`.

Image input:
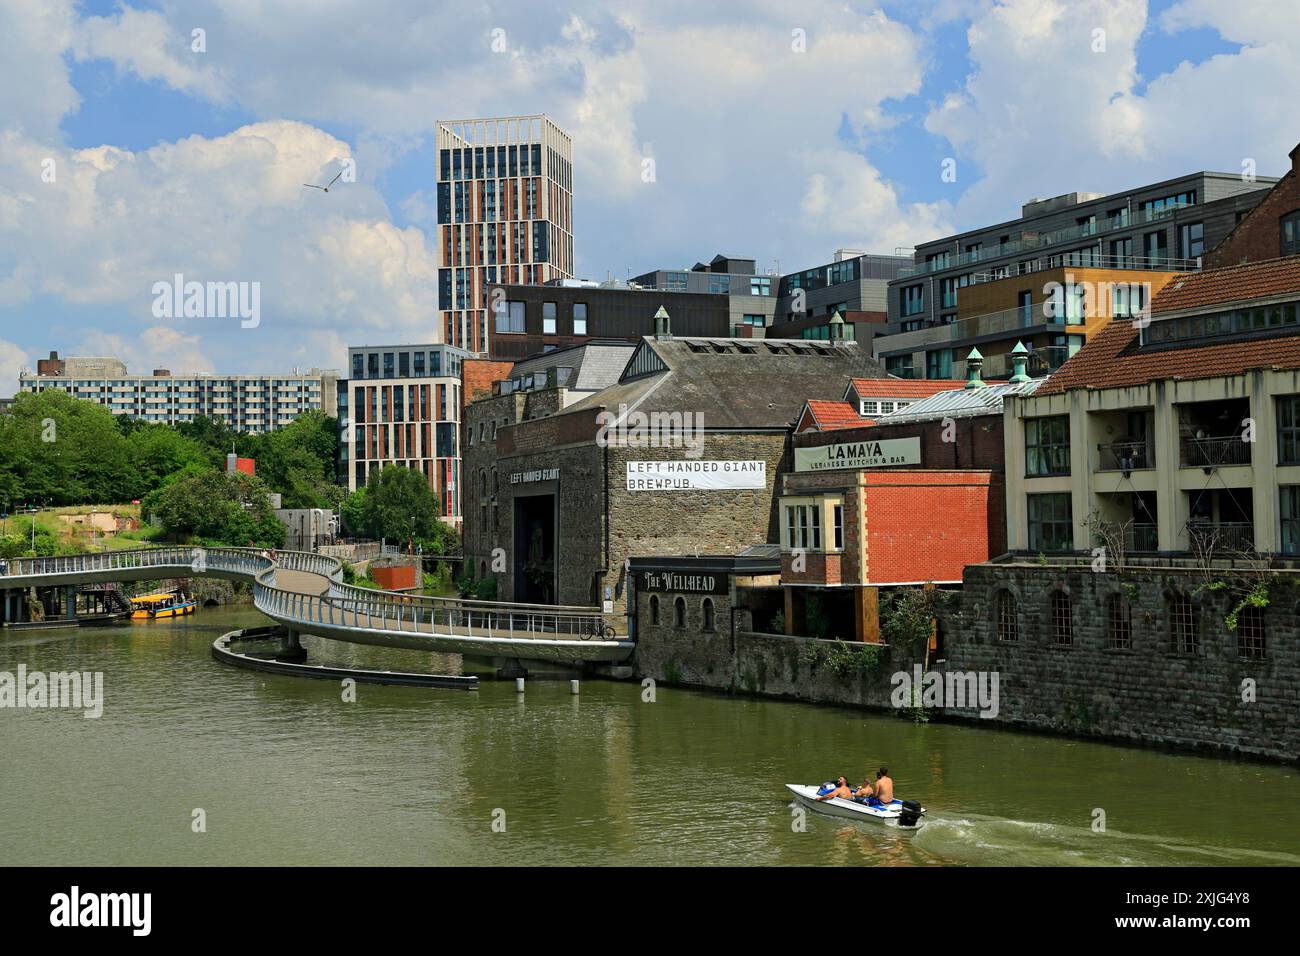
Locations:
2;0;1299;393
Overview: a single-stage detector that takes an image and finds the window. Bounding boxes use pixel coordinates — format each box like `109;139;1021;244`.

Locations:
900;284;924;316
996;590;1019;642
885;355;913;378
940;277;958;309
666;272;688;291
1168;593;1198;655
833;504;844;550
1279;396;1300;464
750;277;771;296
1143;230;1168;265
542;301;557;334
1109;236;1133;268
1106;594;1132;649
649;595;660;626
702;598;716;632
496;301;525;334
1051;591;1073;645
1282;211;1300;257
784;503;822;550
926;348;953;379
860;400;879;415
1111;282;1147;318
708;275;730;294
674;597;686;628
573;303;588;335
1179;222;1205;259
1236;606;1266;660
1281;486;1300;555
1027;493;1072;552
1025;416;1071;476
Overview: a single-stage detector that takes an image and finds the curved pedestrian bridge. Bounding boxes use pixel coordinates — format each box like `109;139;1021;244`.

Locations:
1;547;632;663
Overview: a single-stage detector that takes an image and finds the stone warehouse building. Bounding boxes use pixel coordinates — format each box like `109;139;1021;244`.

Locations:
461;329;886;611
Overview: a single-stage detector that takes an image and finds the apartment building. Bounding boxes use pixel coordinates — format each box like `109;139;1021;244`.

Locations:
19;352;337;434
1003;255;1300;558
631;254;779;330
337;343;470;522
771;250;913;331
436;115;574;354
875;171;1278;378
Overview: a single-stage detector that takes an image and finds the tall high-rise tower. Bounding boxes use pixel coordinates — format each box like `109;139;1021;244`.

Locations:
435;115;574;354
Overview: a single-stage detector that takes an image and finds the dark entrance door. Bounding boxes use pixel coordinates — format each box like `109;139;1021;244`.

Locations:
514;493;556;604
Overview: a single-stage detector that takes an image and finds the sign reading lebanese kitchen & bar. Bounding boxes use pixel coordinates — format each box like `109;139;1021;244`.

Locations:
794;436;921;472
626;460;766;491
637;570;728;595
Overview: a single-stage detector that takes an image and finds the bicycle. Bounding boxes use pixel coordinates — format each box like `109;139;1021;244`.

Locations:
580;617;616;640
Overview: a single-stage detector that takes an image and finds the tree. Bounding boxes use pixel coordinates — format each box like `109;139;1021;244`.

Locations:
358;464;440;542
151;469;284;547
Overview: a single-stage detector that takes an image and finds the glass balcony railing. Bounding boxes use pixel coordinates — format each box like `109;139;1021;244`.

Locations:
899;202;1198;278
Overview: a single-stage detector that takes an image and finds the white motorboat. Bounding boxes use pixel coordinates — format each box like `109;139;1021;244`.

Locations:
786;783;926;827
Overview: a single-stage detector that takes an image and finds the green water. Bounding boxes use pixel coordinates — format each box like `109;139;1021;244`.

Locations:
2;605;1297;866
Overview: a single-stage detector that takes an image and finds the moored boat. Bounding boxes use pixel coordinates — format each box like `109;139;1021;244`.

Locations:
130;591;197;620
785;783;926;827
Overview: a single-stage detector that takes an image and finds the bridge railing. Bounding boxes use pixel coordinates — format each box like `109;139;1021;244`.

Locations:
256;579;618;643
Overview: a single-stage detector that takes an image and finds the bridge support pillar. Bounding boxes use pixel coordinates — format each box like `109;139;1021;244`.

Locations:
493;657;583;681
65;585;78;621
277;628;308;663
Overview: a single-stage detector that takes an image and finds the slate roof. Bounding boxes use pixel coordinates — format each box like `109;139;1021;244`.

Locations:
566;336;887;430
511;340;636;393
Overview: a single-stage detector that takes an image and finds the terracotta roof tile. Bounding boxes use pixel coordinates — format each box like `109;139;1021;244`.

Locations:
1037;319;1300;395
803;399;869;431
847;378;970;399
1152;255;1300;314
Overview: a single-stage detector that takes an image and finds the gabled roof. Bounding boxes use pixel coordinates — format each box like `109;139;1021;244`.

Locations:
845;378;976;401
796;400;872;433
567;336;887;430
1152;255;1300;314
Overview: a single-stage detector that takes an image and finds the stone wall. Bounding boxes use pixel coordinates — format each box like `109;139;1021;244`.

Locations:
629;564;1299;762
947;562;1299;761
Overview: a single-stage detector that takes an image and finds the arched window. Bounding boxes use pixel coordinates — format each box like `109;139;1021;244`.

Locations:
1051;590;1073;645
674;596;686;628
1169;592;1198;654
995;590;1019;642
1106;593;1131;650
649;595;660;626
702;598;715;632
1236;605;1266;660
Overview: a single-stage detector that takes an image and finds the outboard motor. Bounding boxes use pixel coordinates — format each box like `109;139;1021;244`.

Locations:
897;800;924;828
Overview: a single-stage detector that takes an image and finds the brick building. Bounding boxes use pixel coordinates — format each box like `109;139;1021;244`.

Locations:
1204;141;1300;267
461;330;885;611
778;353;1037;643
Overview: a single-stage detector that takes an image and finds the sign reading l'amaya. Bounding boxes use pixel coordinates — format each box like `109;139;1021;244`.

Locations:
794;436;920;472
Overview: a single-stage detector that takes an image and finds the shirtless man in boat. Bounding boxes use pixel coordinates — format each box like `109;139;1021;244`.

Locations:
817;776;855;801
872;768;894;805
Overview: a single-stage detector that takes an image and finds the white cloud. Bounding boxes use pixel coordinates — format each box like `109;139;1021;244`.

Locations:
925;0;1300;230
0;0;79;140
0;337;30;396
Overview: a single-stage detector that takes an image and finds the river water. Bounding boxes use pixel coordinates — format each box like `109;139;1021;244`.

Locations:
2;605;1297;866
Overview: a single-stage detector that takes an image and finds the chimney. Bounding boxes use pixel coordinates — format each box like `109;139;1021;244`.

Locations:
654;305;671;339
1007;341;1031;384
964;347;986;389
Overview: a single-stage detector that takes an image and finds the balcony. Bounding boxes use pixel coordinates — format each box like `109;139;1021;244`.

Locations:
1180;435;1251;468
1125;523;1159;553
1187;522;1255;554
1097;440;1154;472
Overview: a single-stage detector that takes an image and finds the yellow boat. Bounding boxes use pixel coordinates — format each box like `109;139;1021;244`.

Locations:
130;591;197;620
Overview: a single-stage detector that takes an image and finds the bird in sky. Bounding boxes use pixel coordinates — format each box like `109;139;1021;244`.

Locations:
303;169;344;193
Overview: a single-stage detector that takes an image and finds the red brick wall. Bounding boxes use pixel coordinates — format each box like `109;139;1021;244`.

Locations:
781;551;841;586
461;358;513;407
1204;148;1300;267
861;470;1003;584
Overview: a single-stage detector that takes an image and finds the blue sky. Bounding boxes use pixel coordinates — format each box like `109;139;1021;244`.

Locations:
2;0;1298;390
